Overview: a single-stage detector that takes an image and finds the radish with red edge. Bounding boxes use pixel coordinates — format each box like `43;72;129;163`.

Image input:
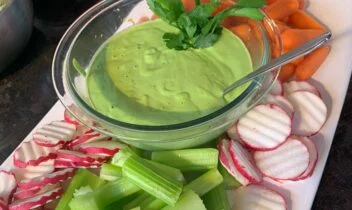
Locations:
78;140;126;156
56;150;96;163
218;139;249;186
293;136;319;180
12;159;55;181
68;131;111;150
72;125;94;139
0;199;6;210
229;140;262;183
0;170;17;205
13;141;57;168
33;121;77;147
283;80;320;97
54;159;101;168
9;187;63;210
13;184;59;200
263;94;295;118
254;137;309;180
236;104;292;151
64;109;80;126
287;91;327;136
18;168;75;190
232;184;287;210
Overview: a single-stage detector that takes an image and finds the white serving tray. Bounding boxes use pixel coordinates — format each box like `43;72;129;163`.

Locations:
2;0;352;209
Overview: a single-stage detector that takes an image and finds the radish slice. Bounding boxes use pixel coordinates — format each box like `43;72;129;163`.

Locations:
18;168;75;190
12;159;55;181
237;104;292;151
0;199;7;210
72;125;94;139
13;184;59;200
56;150;95;163
64;109;80;126
0;171;17;204
254;138;309;180
13;141;57;168
9;187;63;210
232;184;287;210
283;80;320;97
263;94;295;118
218;139;249;186
78;141;127;156
287;91;327;136
68;131;111;150
293;136;319;180
229;140;262;183
54;159;101;168
33;121;77;147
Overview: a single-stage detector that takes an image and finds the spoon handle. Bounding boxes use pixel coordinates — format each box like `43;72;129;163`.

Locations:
223;31;332;96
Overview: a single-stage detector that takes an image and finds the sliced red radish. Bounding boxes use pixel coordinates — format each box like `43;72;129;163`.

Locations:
64;109;80;126
218;139;249;186
12;159;55;182
78;140;126;156
262;94;295;118
293;136;318;180
287;91;327;136
56;150;95;163
254;137;309;180
283;80;320;97
18;168;75;190
68;131;111;150
72;125;94;139
0;199;7;210
13;184;59;200
54;159;101;168
9;187;63;210
229;140;262;183
232;184;287;210
13;141;57;168
33;121;77;147
0;170;17;204
237;104;292;151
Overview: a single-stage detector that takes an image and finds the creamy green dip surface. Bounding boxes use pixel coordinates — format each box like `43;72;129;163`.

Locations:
87;19;253;125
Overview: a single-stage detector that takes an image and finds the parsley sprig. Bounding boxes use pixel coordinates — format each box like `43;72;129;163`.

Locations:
147;0;265;50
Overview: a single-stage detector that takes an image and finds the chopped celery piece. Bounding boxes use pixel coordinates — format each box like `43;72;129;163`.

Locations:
94;177;140;208
105;192;142;210
56;169;103;210
69;191;99;210
100;163;122;181
146;160;185;183
123;192;150;210
162;190;206;210
112;147;134;166
219;164;242;189
184;168;223;196
129;207;141;210
139;195;167;210
151;148;219;171
73;186;93;197
203;183;231;210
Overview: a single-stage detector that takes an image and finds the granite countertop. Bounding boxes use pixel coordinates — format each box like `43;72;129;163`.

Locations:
0;28;351;209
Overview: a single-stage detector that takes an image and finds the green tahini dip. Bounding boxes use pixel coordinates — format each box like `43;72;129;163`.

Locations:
87;19;253;125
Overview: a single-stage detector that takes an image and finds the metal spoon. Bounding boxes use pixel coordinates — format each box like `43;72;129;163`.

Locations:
223;31;332;96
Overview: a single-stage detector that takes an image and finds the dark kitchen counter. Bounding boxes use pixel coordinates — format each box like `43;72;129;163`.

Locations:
1;28;351;210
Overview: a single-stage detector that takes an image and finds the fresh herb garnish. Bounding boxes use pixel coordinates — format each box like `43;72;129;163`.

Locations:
147;0;265;50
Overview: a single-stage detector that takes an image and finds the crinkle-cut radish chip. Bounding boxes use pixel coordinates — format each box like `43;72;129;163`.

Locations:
229;140;262;183
33;121;77;147
9;187;63;210
72;125;94;139
68;131;111;149
232;184;287;210
54;159;101;168
13;184;59;200
218;139;249;186
237;104;292;151
287;91;327;136
56;150;95;163
283;80;320;97
18;168;75;190
78;140;127;156
263;94;295;118
13;141;57;168
254;138;309;180
294;136;319;180
64;109;80;126
0;171;17;204
12;159;55;181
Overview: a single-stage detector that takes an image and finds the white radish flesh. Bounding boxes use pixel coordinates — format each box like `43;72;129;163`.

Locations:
283;80;320;97
68;131;111;150
263;94;295;118
0;171;17;204
78;140;126;156
56;150;95;163
13;184;59;200
237;104;292;150
294;136;319;180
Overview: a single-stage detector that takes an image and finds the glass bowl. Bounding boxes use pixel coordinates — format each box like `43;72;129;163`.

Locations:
52;0;282;150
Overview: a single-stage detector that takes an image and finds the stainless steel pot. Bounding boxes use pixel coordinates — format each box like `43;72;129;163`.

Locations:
0;0;33;73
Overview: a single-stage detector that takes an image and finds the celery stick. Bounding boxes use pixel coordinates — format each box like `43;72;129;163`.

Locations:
100;163;122;181
162;190;206;210
105;191;142;210
56;169;103;210
146;160;185;183
219;164;242;189
202;183;231;210
69;191;99;210
151;148;218;171
123;192;150;210
94;177;140;208
184;168;223;196
139;195;167;210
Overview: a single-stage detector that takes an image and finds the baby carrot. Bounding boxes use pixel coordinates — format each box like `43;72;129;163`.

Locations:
295;46;330;80
212;0;235;16
230;24;252;42
282;28;324;51
287;10;325;30
297;0;305;9
274;20;290;33
182;0;196;12
290;56;304;65
279;63;296;82
222;16;248;29
266;0;278;5
264;0;299;20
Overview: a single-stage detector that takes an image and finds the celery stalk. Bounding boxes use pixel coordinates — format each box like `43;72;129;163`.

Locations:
69;192;99;210
162;190;207;210
100;163;122;181
151;148;219;171
123;192;150;210
184;168;223;196
202;183;231;210
139;195;167;210
146;160;185;183
219;164;242;189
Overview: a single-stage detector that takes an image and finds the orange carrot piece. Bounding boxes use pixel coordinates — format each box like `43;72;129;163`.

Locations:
274;20;290;33
182;0;196;12
212;0;235;16
279;63;296;82
282;28;324;51
230;24;252;42
290;56;304;65
297;0;305;9
264;0;299;20
266;0;278;5
222;16;248;29
287;10;325;30
295;46;330;80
